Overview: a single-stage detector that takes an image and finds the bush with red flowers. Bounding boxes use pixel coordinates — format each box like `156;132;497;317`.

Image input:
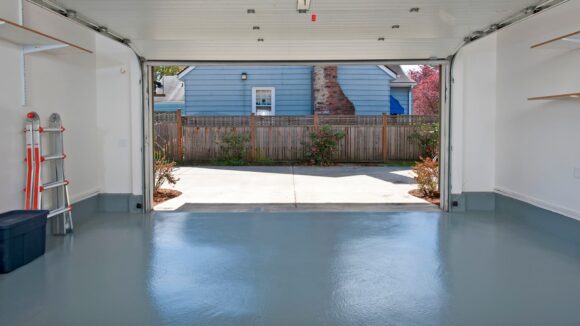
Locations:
304;125;345;165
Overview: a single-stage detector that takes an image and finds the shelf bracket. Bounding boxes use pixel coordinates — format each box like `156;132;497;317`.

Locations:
23;44;69;54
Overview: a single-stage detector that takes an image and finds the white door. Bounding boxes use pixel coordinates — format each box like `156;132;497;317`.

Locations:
252;87;275;116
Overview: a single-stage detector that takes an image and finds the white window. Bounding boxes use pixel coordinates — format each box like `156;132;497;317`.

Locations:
252;87;275;116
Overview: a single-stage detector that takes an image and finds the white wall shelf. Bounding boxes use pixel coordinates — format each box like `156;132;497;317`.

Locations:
528;92;580;101
0;17;92;55
531;30;580;50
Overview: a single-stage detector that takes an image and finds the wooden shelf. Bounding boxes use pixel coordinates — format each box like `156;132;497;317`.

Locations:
0;17;92;54
528;92;580;100
531;30;580;50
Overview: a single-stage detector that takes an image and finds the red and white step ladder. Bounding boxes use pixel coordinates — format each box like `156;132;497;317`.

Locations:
25;112;73;235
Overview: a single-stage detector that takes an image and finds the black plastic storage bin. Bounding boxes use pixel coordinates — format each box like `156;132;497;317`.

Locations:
0;210;48;273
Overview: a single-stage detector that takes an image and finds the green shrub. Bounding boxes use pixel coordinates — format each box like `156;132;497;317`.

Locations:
409;122;439;158
217;131;250;165
304;125;345;165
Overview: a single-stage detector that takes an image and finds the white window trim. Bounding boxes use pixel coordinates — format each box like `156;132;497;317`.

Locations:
252;87;276;115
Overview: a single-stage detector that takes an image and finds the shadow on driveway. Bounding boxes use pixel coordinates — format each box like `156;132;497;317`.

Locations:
155;165;432;211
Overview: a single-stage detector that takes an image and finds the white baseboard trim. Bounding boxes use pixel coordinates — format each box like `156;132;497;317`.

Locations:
494;187;580;222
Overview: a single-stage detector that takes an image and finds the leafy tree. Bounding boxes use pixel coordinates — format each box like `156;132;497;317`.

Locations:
154;66;186;79
409;65;440;115
408;122;439;158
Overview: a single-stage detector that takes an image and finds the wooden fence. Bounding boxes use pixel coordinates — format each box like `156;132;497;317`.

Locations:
154;111;438;163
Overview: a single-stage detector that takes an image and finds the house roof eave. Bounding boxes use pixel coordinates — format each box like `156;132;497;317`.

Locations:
177;66;197;79
377;65;398;79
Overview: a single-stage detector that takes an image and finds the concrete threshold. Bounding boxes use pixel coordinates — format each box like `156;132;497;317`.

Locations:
173;203;440;213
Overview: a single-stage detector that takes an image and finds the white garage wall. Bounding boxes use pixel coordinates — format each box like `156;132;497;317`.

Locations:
495;1;580;218
452;0;580;218
450;34;497;194
0;40;26;211
0;1;142;212
0;2;100;211
0;2;25;211
0;0;21;22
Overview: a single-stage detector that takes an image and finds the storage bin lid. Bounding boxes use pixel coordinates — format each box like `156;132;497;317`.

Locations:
0;210;48;240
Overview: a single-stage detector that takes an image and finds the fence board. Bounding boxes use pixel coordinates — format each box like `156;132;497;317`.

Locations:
154;114;438;163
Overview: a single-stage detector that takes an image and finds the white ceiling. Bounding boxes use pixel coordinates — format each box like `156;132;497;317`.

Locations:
53;0;540;61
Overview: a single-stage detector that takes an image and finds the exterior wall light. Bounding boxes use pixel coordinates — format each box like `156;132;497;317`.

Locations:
241;73;248;80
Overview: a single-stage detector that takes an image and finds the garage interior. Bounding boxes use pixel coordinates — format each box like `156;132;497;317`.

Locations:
1;0;580;325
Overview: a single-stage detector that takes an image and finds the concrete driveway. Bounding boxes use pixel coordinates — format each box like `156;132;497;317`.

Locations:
155;165;432;211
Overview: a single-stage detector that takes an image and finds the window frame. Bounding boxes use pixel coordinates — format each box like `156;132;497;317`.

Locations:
251;87;276;116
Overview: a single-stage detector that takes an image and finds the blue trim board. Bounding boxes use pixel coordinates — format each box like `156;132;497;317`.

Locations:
98;194;144;213
450;192;496;212
68;194;143;222
495;194;580;246
46;194;100;240
45;193;143;240
451;192;580;245
72;191;580;248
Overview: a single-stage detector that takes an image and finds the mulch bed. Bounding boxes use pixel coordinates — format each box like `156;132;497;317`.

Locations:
409;189;441;206
154;189;182;205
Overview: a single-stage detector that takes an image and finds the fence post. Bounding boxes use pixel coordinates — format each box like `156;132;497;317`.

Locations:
382;113;388;163
250;113;256;161
313;113;319;132
176;109;183;161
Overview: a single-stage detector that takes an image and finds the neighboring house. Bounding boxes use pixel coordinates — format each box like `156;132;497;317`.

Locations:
153;75;185;112
387;65;417;115
177;65;415;116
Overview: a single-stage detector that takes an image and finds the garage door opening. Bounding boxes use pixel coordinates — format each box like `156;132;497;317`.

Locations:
147;62;448;212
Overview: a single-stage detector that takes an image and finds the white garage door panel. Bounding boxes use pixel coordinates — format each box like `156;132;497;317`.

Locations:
52;0;542;60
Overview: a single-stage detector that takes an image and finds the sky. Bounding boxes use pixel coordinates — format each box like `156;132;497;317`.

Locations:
402;65;419;74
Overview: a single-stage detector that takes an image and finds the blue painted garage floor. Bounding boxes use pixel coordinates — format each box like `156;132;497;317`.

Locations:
1;210;580;325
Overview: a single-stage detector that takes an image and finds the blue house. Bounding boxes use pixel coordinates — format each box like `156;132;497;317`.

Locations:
174;65;415;116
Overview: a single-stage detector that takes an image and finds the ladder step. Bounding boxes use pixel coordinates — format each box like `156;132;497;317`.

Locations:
42;154;65;161
40;127;64;133
42;180;68;191
48;206;72;218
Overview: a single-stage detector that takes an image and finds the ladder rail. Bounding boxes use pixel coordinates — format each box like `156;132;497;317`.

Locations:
24;121;35;210
48;113;73;235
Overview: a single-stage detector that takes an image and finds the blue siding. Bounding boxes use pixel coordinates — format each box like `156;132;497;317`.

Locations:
181;66;312;116
153;102;184;112
390;87;412;114
338;65;394;115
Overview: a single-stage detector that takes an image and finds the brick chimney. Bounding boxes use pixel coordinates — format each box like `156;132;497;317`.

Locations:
312;65;355;115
